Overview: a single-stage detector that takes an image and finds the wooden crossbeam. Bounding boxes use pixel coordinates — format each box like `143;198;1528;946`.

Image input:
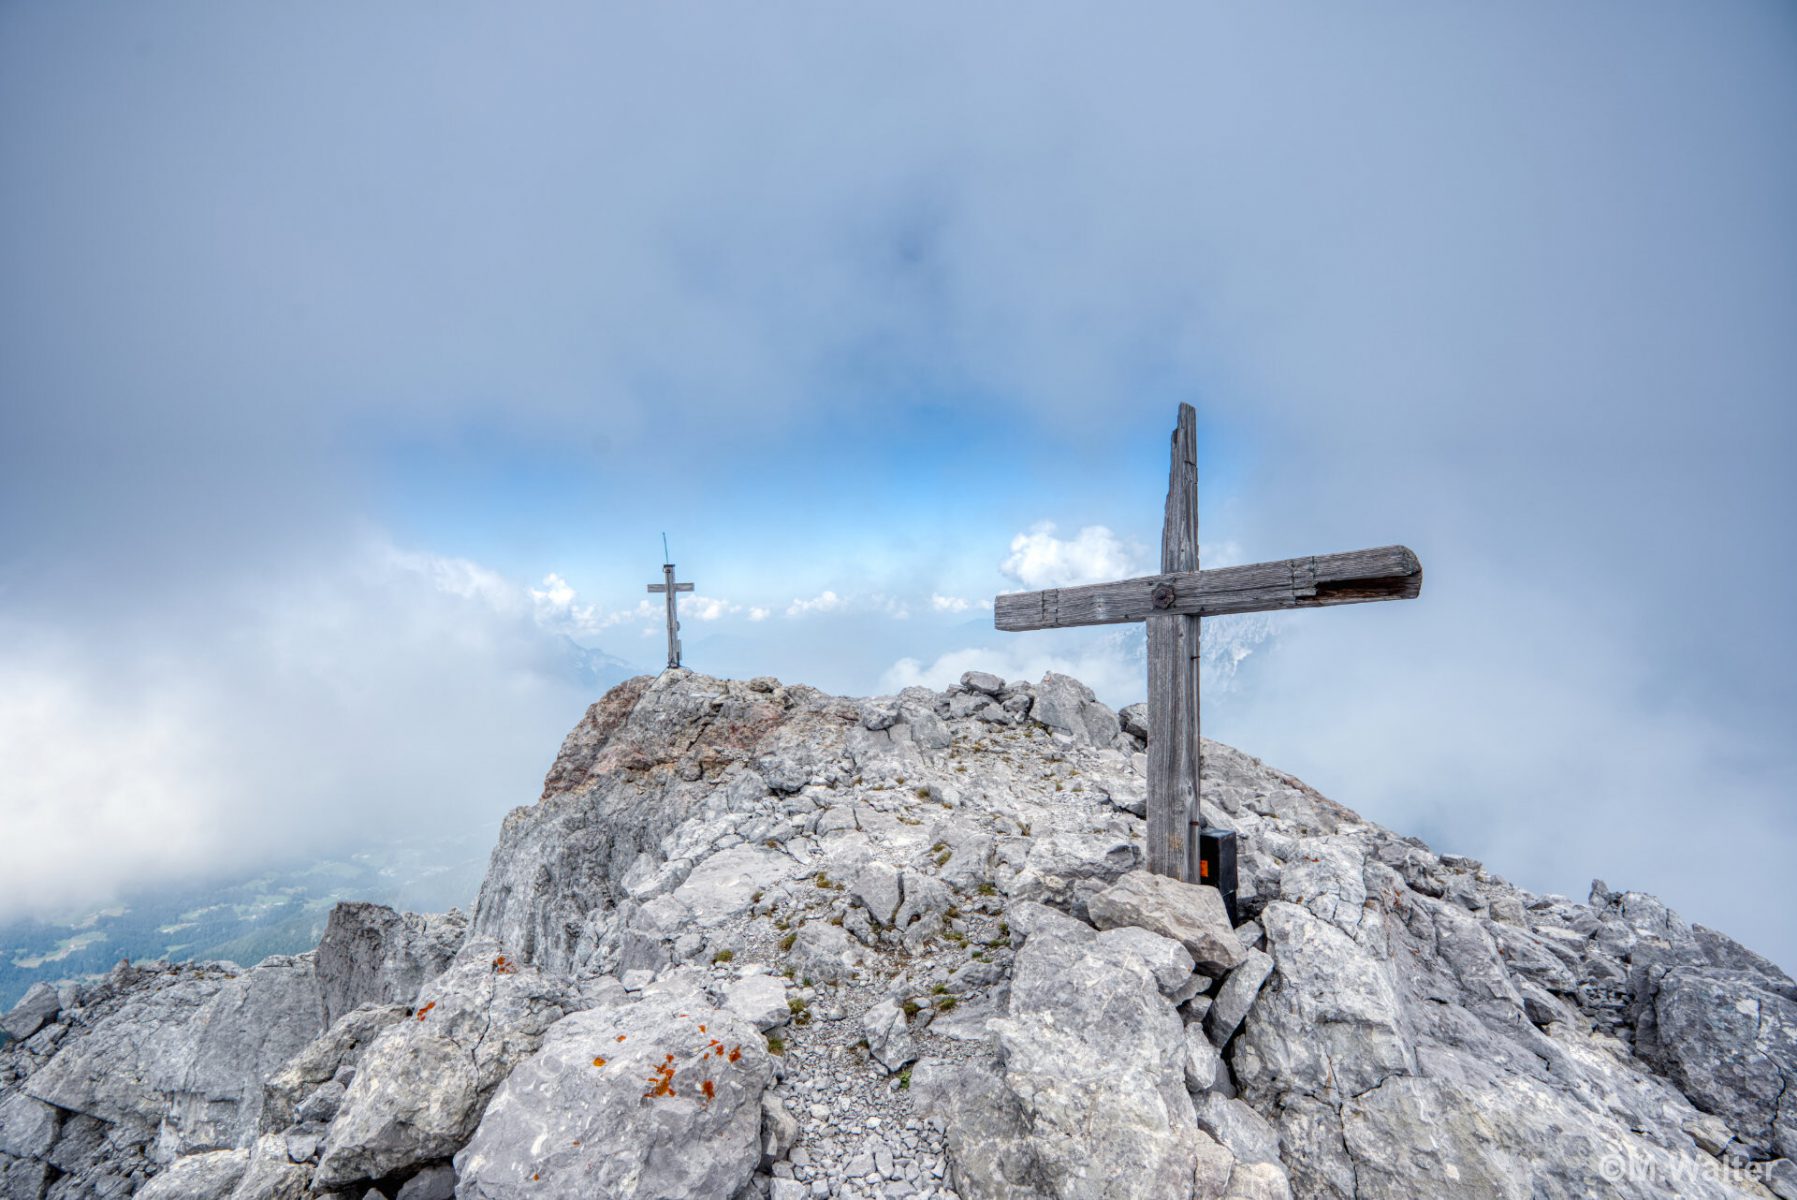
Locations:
994;545;1422;632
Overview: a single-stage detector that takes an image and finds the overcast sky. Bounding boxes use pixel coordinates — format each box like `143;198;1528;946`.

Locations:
3;4;1794;968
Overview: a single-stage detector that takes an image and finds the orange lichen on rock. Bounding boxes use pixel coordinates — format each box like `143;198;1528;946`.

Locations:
493;955;517;975
416;1001;436;1022
591;1056;606;1068
615;1034;626;1042
644;1053;677;1099
728;1045;742;1063
701;1079;716;1102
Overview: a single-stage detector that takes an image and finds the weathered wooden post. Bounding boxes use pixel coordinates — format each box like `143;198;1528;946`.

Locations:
1148;405;1202;880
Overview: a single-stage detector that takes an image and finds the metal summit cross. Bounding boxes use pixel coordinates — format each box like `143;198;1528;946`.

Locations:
993;404;1423;884
646;536;695;670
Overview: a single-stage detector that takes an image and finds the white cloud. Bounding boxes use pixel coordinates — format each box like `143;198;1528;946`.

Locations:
682;594;739;621
786;590;844;617
784;590;913;620
528;571;605;634
0;540;597;923
930;594;971;613
1000;523;1145;591
391;548;525;615
748;607;771;622
528;571;576;610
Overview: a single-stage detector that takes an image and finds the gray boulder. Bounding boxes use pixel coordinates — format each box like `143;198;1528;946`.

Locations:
961;671;1006;696
1006;833;1142;911
1088;870;1247;975
1183;1024;1223;1094
0;1091;59;1161
851;860;904;927
455;995;773;1199
2;984;61;1042
25;955;324;1157
1233;901;1413;1104
315;902;465;1027
395;1161;457;1200
860;999;916;1073
226;1134;310;1200
1206;948;1273;1048
986;924;1202;1198
1030;673;1121;746
1638;965;1797;1159
1005;900;1096;948
909;1059;1054;1199
258;1002;409;1133
723;973;790;1032
1095;926;1197;996
312;950;572;1188
672;845;795;927
787;923;863;984
135;1149;250;1200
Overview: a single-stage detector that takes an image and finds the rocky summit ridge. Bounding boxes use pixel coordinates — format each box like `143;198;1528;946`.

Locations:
3;669;1795;1200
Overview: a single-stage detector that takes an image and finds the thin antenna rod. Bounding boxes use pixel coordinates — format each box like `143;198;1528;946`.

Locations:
662;532;670;565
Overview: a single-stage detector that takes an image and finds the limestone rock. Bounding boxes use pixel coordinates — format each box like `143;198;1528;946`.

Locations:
394;1161;457;1200
1095;926;1197;996
1088;870;1247;974
1030;672;1121;746
1183;1024;1223;1093
860;999;916;1074
673;846;796;927
1205;948;1273;1048
1005;899;1096;948
1;985;60;1042
787;923;862;984
25;955;324;1156
312;951;572;1188
455;995;773;1199
1638;965;1797;1159
759;1092;799;1164
259;1003;408;1134
723;973;791;1032
908;1060;1050;1199
6;669;1794;1200
851;860;903;927
1232;901;1413;1104
0;1091;59;1160
960;671;1006;697
315;903;465;1027
135;1149;250;1200
1006;833;1142;911
986;922;1201;1198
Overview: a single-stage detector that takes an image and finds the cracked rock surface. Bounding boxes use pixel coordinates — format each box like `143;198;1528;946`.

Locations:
3;668;1793;1199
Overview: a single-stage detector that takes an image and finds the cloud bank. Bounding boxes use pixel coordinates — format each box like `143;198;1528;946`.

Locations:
0;4;1792;966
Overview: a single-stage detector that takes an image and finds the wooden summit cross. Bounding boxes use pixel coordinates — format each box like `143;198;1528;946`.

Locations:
646;542;694;670
993;404;1423;883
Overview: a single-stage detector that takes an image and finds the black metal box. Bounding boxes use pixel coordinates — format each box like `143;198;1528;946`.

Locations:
1199;827;1239;926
